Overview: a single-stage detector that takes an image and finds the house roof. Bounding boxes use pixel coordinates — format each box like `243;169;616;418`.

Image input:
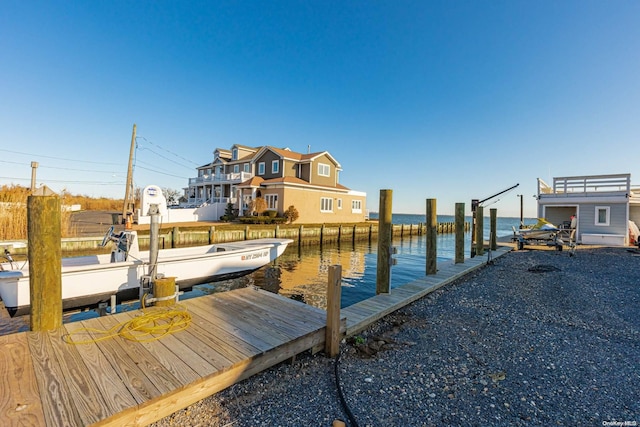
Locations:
253;146;342;169
237;176;265;188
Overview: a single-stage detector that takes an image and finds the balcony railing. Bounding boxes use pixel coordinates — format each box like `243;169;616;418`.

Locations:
538;174;633;198
188;172;253;186
184;197;237;207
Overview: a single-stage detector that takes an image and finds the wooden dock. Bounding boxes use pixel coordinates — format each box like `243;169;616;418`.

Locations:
0;287;343;427
1;246;509;426
343;246;511;335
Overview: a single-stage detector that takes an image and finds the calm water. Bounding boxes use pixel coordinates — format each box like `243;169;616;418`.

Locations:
0;215;534;335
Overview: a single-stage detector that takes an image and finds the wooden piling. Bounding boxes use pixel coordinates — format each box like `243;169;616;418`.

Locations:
325;265;342;358
455;202;465;264
426;198;437;275
171;226;179;248
490;208;497;251
154;277;176;307
376;190;393;294
475;206;484;256
208;226;215;244
27;187;62;331
299;225;304;246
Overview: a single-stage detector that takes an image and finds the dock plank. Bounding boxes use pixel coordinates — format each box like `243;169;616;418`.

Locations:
94;315;187;393
204;292;310;340
26;329;84;427
75;318;162;405
44;328;113;425
117;310;216;379
0;333;46;427
186;298;282;351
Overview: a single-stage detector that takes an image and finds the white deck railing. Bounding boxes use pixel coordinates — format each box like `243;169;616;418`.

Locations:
538;174;633;198
189;172;253;185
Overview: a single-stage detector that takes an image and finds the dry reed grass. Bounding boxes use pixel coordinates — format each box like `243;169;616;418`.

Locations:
0;185;123;240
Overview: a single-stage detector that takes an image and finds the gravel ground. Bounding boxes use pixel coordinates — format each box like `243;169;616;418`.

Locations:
151;247;640;427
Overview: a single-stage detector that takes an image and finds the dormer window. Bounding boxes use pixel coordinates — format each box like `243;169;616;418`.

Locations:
318;163;330;177
232;148;238;160
272;160;279;174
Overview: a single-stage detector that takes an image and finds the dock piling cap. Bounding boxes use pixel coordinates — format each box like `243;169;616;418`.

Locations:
32;185;57;196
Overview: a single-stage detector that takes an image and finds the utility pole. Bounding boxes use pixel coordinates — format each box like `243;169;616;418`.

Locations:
122;124;136;224
30;161;39;192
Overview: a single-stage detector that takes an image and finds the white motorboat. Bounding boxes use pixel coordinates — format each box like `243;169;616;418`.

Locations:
0;228;292;317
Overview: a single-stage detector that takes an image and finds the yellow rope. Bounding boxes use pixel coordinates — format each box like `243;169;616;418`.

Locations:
63;303;192;345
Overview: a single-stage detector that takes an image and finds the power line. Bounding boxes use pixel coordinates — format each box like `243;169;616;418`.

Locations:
0;148;123;166
136;136;199;168
0;159;124;174
134;164;189;179
0;176;123;185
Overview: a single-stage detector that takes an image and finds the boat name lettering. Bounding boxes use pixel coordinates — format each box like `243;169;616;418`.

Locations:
242;251;269;261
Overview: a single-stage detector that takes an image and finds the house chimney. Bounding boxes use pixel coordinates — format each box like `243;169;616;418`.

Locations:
307;145;310;154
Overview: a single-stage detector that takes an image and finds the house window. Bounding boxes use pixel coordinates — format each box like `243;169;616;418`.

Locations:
232;148;238;160
337;198;342;209
265;194;278;210
318;163;330;177
272;160;279;174
595;206;610;226
244;163;250;173
321;197;333;212
258;162;265;175
233;164;239;173
352;200;362;213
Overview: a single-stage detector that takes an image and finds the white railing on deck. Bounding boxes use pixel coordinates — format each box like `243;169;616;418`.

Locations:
189;172;253;185
538;174;632;198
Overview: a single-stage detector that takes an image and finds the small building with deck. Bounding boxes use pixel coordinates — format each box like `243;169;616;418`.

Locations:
536;173;640;246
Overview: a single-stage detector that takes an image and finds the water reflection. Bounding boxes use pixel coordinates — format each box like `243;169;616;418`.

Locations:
191;233;451;311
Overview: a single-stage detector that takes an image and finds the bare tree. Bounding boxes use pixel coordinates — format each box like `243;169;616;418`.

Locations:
248;197;267;216
162;188;182;206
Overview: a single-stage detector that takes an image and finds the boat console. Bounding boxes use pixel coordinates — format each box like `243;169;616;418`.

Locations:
101;226;140;262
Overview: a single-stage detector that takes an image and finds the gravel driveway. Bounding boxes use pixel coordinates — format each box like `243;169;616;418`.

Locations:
152;247;639;426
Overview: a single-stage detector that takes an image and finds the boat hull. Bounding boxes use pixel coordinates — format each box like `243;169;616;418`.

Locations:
0;238;292;317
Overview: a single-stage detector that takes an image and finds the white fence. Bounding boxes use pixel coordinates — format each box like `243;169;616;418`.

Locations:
136;204;226;225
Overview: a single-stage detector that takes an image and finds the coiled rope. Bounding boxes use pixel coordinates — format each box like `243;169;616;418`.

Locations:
62;302;192;345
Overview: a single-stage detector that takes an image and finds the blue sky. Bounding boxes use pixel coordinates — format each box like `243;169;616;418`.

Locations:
1;1;638;217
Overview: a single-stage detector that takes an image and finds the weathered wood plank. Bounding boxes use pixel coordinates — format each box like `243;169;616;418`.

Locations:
232;287;327;323
75;318;162;404
117;310;216;379
44;328;113;425
179;309;261;361
63;319;138;417
186;297;282;351
223;290;325;331
0;333;46;427
247;287;328;318
209;293;312;339
94;315;187;393
26;330;84;427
